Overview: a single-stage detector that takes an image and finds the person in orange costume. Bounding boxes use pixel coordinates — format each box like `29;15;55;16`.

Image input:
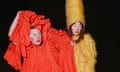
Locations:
4;10;76;72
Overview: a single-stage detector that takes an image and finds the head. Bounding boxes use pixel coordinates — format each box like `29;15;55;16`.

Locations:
69;21;84;36
29;27;42;45
69;21;85;43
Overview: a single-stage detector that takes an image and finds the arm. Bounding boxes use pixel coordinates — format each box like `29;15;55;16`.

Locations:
81;33;97;72
3;42;22;70
8;11;22;37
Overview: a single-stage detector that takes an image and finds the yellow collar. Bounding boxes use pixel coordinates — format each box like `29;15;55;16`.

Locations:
72;35;80;41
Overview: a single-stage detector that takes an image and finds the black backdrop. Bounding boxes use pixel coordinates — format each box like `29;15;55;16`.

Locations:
0;0;119;72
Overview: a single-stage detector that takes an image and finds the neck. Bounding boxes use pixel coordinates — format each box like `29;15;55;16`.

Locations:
72;35;80;41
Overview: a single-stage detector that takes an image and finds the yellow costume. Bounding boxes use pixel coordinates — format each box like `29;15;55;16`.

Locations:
72;34;97;72
65;0;85;28
65;0;97;72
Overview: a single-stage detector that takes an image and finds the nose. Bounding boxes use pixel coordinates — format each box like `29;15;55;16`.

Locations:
76;27;80;30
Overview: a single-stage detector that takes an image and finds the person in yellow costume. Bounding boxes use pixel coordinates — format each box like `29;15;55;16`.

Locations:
65;0;97;72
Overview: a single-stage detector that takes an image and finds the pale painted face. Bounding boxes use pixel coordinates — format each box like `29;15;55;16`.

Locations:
71;22;82;36
30;28;42;45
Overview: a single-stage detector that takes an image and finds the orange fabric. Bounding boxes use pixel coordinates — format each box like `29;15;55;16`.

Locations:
46;28;77;72
58;30;77;72
4;10;76;72
4;42;22;70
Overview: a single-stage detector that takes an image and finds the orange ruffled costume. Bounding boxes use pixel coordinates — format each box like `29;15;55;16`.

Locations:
4;10;76;72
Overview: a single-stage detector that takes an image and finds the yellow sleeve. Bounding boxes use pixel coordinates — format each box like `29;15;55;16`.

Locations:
74;33;97;72
86;33;97;58
81;33;97;61
82;33;97;72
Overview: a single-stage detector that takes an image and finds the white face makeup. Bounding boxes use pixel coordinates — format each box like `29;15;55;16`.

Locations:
71;22;82;36
30;28;42;45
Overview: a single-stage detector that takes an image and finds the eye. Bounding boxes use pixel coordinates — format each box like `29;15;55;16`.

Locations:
74;24;77;27
33;33;37;37
30;33;37;38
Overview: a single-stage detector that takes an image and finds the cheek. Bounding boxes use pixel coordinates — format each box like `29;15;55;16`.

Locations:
71;27;74;31
71;28;76;33
78;28;81;33
38;36;42;42
30;36;35;41
30;34;38;42
40;36;42;40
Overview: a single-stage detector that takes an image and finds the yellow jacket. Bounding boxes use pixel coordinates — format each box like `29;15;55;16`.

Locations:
73;33;97;72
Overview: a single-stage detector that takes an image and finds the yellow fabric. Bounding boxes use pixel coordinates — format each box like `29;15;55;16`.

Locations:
65;0;97;72
65;0;85;29
72;35;80;41
73;33;97;72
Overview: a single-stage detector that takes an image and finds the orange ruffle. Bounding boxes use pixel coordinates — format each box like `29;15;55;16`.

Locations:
4;42;22;70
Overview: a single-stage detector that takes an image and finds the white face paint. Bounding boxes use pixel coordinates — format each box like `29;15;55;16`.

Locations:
30;28;42;45
71;22;82;36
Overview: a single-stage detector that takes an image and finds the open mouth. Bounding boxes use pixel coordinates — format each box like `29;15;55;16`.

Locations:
75;31;79;33
36;40;40;42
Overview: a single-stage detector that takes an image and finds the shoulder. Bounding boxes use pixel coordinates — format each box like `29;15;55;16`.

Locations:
83;33;95;42
84;33;94;39
49;28;69;37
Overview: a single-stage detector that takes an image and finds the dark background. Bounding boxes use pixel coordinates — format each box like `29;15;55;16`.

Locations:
0;0;119;72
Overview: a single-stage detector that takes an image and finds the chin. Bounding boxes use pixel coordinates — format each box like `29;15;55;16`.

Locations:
74;33;80;36
33;42;41;46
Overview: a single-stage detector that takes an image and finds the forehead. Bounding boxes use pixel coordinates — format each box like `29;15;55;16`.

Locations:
72;22;82;26
30;28;40;33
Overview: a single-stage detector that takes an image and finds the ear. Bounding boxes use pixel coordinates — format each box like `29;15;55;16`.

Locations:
8;11;22;37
